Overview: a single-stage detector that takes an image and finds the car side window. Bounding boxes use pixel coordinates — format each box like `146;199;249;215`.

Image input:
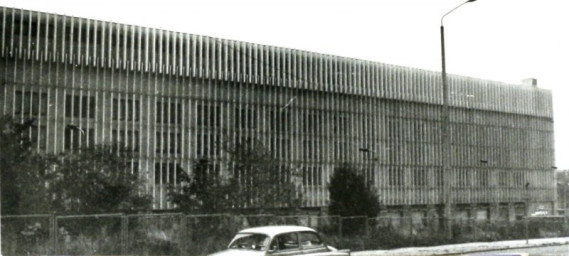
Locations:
270;232;299;251
299;231;324;248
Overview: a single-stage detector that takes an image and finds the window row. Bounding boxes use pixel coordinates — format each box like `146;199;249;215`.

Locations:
65;94;96;119
386;168;527;188
13;91;549;151
113;129;139;152
14;91;48;116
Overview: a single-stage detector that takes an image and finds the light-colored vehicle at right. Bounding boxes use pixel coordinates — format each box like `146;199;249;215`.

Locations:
208;225;350;256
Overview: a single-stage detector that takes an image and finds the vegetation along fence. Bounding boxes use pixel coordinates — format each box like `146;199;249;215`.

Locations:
1;213;568;255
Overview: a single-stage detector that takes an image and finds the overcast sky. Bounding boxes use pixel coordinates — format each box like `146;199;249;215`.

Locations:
2;0;568;169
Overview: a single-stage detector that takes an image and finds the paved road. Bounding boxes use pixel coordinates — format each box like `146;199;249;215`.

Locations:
353;238;569;256
464;244;569;256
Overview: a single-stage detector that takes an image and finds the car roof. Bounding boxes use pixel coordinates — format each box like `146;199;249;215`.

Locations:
238;225;316;237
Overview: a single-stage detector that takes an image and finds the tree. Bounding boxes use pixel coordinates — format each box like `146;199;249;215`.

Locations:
48;145;152;214
0;116;51;214
224;139;302;212
168;139;302;214
328;163;380;217
168;158;231;213
1;114;151;214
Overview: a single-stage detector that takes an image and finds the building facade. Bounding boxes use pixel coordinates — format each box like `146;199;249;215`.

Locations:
0;7;556;219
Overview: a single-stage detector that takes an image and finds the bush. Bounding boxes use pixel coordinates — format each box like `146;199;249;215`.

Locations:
328;163;380;235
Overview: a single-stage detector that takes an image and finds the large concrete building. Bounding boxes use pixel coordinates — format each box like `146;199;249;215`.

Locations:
0;7;556;219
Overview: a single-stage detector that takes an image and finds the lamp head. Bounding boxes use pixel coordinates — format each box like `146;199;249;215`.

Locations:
467;0;477;2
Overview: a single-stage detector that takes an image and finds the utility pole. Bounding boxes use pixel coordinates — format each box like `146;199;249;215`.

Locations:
440;0;477;239
562;170;569;223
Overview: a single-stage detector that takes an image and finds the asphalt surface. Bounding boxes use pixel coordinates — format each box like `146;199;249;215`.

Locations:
352;237;569;256
467;244;569;256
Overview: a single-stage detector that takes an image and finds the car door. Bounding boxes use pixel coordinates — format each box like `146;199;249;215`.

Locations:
298;231;330;255
267;232;302;256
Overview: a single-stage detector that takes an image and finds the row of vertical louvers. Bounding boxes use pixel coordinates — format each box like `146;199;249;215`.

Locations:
1;7;555;209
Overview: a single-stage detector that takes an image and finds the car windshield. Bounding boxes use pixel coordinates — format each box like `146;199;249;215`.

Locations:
228;233;270;251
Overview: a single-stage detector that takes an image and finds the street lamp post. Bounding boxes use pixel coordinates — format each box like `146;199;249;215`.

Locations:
440;0;476;239
562;170;569;223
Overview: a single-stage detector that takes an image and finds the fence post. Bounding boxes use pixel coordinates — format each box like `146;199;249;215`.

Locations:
121;213;128;255
338;216;343;239
53;215;59;255
364;216;369;238
525;217;529;244
49;212;56;255
180;214;187;256
408;216;412;240
470;217;478;241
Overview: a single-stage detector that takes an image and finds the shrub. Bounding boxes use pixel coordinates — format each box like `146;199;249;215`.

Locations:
328;163;380;235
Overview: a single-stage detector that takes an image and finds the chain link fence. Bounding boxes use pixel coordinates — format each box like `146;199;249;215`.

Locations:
2;213;568;255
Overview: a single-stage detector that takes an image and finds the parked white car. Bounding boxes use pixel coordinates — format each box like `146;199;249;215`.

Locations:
530;209;549;217
208;225;350;256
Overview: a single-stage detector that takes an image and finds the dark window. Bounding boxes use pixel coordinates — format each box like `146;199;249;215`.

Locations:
196;133;216;157
269;110;289;132
197;104;221;127
65;23;87;43
130;161;139;178
365;167;376;187
278;165;291;184
63;95;72;117
94;27;103;46
476;170;489;187
88;96;96;118
413;169;427;186
270;232;299;251
30;125;47;149
303;166;322;186
458;170;470;187
113;130;139;152
154;163;161;185
333;115;348;135
299;232;324;249
65;94;95;118
301;140;321;160
154;162;184;185
113;99;120;120
113;97;140;121
15;91;48;116
498;171;508;186
303;113;319;134
303;140;313;160
413;121;425;142
156;100;181;124
388;168;403;186
513;172;525;187
388;117;401;141
234;107;257;130
170;132;181;154
64;126;93;150
435;168;444;187
129;130;140;152
13;19;37;38
155;132;180;154
334;141;348;160
155;132;162;154
271;137;290;159
64;127;76;150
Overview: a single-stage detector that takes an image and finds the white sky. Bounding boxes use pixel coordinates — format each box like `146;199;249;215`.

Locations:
2;0;568;169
